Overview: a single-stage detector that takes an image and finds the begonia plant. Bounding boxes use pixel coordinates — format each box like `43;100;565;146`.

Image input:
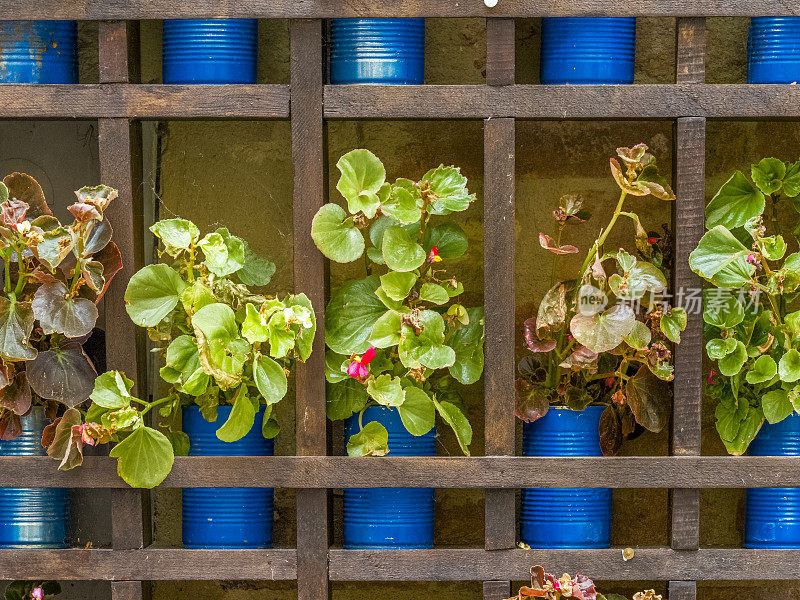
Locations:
311;149;484;456
690;157;800;454
0;173;120;440
516;144;686;454
45;218;315;488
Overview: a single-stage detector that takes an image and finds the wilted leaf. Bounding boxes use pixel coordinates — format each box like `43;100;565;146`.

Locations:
3;172;52;218
45;408;84;470
625;365;671;432
0;372;31;415
0;297;36;360
599;405;623;455
570;304;636;353
536;282;568;338
539;232;578;255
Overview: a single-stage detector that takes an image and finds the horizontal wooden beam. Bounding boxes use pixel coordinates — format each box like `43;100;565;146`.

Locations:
1;84;800;120
7;547;800;582
328;548;800;581
1;0;798;18
0;84;289;119
0;548;296;580
324;84;800;119
4;455;800;488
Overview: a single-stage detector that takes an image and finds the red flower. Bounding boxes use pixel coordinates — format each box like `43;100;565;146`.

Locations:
707;368;717;385
747;253;758;265
427;246;442;263
31;588;44;600
348;346;376;378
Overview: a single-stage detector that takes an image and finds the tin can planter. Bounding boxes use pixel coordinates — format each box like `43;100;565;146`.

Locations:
521;406;611;548
0;408;68;548
0;20;78;83
748;17;800;84
182;405;274;548
540;18;636;84
163;19;258;84
343;406;436;548
330;18;425;84
745;412;800;548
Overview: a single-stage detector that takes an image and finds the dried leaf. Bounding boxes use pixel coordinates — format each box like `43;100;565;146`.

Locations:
539;232;578;255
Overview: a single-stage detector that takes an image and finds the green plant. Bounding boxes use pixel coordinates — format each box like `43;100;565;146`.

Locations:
311;149;483;456
45;218;315;487
0;173;120;440
506;566;660;600
5;581;60;600
516;144;685;454
690;157;800;454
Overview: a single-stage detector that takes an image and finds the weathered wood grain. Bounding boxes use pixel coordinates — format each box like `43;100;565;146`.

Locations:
328;548;800;581
1;0;798;18
0;548;297;580
291;18;330;600
668;581;697;600
484;581;512;600
324;84;800;119
6;455;800;488
670;17;707;555
0;84;290;118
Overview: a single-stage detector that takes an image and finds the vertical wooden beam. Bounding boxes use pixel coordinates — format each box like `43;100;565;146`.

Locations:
668;581;697;600
98;20;149;600
291;19;330;600
484;16;516;600
670;17;705;600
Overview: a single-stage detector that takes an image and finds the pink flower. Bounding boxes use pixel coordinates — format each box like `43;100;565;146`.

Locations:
707;368;717;385
77;423;95;446
31;588;44;600
347;346;376;378
747;253;758;265
427;246;442;263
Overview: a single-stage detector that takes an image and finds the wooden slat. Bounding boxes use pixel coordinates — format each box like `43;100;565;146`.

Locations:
328;548;800;581
2;84;800;120
668;581;697;600
291;18;330;600
10;546;800;582
2;0;800;19
0;84;290;119
9;455;800;488
0;548;297;580
324;84;800;119
98;20;148;600
670;17;706;554
484;16;517;568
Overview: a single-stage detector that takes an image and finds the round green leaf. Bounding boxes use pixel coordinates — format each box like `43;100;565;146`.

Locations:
746;355;778;384
346;420;389;457
198;228;245;277
689;226;754;286
706;338;738;360
110;425;174;489
660;307;687;344
623;320;651;350
419;283;449;305
90;371;134;409
326;378;368;420
382;225;426;272
397;386;435;436
569;304;636;353
366;374;405;407
762;389;793;424
423;222;468;259
432;397;472;455
447;307;485;385
215;386;257;443
719;340;747;377
325;276;386;355
369;310;402;348
779;349;800;383
379;271;417;302
253;354;288;404
705;171;765;230
336;149;386;219
149;218;199;255
703;292;744;328
238;240;276;286
381;184;422;224
125;264;188;327
310;203;365;263
751;157;786;196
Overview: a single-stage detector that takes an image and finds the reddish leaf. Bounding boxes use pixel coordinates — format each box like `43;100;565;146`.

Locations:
68;202;102;222
625;364;671;433
92;241;122;303
45;408;84;470
0;372;31;415
539;232;578;255
523;317;557;353
0;412;21;440
3;173;51;218
0;199;28;226
515;379;550;422
599;405;623;456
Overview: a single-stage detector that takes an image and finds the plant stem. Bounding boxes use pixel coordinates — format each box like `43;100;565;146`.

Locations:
549;229;563;287
14;253;26;296
3;256;11;297
577;190;628;282
140;396;173;417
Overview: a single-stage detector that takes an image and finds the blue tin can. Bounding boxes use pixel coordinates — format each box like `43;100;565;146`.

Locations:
521;406;611;548
182;405;274;548
540;18;636;84
748;17;800;84
330;19;425;84
343;406;436;548
0;408;68;548
0;21;78;83
163;19;258;84
746;412;800;548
